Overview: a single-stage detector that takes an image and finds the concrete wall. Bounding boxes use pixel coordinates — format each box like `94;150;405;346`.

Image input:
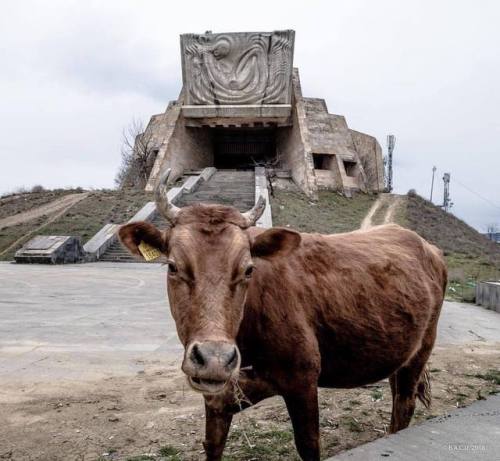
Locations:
276;68;318;198
350;129;385;192
476;281;500;312
157;120;213;184
145;89;213;191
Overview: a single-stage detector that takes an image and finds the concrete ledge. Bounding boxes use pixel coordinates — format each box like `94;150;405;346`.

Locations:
128;202;156;223
200;167;217;182
182;104;292;119
83;223;120;261
329;395;500;460
254;167;273;229
476;281;500;312
85;172;205;261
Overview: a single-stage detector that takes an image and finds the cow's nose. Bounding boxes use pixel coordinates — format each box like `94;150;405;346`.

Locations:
186;341;239;374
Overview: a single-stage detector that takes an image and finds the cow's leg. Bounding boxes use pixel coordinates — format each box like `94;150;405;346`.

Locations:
203;403;233;461
390;333;435;433
203;371;276;461
284;386;320;461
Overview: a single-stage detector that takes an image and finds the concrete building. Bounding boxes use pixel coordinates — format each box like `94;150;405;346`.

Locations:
141;30;384;198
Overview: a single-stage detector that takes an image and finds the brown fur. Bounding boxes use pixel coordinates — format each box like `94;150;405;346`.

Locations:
119;204;447;461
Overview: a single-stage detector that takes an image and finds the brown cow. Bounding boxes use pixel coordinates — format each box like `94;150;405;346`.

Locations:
119;170;447;461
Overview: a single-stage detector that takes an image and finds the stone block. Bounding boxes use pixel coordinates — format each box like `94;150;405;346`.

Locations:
15;235;85;264
182;104;292;118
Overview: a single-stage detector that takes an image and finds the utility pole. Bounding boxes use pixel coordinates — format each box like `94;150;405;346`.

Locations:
386;135;395;192
442;172;452;212
430;166;437;202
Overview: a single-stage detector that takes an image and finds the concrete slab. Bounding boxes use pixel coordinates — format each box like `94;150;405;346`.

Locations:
437;299;500;345
1;263;499;388
329;395;500;460
0;262;181;384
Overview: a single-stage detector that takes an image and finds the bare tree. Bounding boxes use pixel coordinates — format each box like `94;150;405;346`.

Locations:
115;118;158;189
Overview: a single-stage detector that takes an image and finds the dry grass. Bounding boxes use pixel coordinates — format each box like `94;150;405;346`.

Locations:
0;189;152;260
0;189;82;219
271;190;377;234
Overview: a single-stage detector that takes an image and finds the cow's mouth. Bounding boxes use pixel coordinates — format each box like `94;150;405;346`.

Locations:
188;376;228;394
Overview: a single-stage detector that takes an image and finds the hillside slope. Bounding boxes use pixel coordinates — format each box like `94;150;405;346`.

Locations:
0;189;152;260
271;189;500;301
404;193;500;288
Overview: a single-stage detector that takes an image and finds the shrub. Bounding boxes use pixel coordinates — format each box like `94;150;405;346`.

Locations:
31;185;45;193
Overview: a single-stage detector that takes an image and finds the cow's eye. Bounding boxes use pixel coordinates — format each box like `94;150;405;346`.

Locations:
167;261;178;274
244;265;254;278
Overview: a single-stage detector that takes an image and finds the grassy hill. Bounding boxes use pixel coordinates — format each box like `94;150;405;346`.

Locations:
271;190;377;234
2;187;499;302
271;189;500;302
0;189;152;260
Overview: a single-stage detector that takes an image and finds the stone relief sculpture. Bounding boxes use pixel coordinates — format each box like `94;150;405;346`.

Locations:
181;30;294;105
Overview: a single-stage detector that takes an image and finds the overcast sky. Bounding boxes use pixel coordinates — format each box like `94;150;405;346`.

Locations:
1;0;499;231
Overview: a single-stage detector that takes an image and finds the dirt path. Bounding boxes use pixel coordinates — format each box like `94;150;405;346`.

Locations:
0;193;89;256
360;194;403;229
0;193;88;230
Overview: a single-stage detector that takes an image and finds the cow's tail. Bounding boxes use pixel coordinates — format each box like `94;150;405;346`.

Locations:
416;366;432;408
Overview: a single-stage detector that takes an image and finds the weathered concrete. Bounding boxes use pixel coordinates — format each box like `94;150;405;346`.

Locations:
0;264;498;386
87;173;203;262
254;167;273;228
182;104;292;119
180;30;295;107
0;262;179;383
83;223;120;260
276;68;318;198
476;281;500;312
142;31;384;197
15;235;85;264
329;395;500;461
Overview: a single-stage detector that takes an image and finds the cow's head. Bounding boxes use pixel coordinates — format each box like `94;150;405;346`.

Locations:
119;169;300;394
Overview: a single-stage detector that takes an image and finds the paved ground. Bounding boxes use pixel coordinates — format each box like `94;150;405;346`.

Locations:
0;262;181;385
1;262;500;386
330;395;500;460
1;262;500;461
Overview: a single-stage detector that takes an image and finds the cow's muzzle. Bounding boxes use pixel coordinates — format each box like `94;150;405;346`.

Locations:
182;341;241;394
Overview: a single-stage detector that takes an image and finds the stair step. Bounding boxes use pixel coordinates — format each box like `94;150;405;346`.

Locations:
99;170;256;262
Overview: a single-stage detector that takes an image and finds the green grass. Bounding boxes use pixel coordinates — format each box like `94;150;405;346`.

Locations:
222;420;298;461
370;389;383;401
474;369;500;385
158;445;182;460
404;193;500;282
271;190;377;234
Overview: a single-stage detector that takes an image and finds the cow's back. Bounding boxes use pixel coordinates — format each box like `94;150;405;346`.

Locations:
243;224;447;388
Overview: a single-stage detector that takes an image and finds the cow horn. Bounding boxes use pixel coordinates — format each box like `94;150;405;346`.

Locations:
241;195;266;227
155;168;180;225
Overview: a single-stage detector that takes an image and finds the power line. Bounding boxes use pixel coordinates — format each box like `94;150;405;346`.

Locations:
452;177;500;213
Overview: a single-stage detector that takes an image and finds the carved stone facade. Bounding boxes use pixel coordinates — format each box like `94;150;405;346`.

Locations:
181;30;294;106
142;30;384;197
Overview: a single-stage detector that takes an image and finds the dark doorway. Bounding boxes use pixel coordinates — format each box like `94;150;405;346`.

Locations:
213;127;276;169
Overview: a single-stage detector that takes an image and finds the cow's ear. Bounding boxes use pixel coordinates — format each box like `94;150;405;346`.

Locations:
118;221;168;259
250;228;301;259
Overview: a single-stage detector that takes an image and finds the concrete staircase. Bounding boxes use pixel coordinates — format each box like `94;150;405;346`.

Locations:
99;170;255;263
176;170;255;211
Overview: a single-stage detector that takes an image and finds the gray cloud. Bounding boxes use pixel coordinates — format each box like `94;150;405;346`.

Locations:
1;0;499;231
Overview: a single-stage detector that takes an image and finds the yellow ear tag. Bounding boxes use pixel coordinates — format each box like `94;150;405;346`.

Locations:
138;241;162;262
